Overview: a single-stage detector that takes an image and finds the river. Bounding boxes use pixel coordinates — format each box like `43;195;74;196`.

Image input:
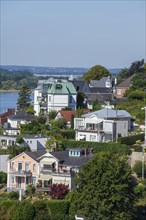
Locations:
0;92;34;113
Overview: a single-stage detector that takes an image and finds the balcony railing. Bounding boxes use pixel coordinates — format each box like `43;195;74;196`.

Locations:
40;168;73;176
10;169;32;176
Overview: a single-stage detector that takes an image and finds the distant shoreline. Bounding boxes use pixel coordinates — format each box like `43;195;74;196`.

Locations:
0;90;19;93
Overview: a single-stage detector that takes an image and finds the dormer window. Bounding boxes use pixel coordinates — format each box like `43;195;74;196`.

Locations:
56;84;62;90
69;149;81;157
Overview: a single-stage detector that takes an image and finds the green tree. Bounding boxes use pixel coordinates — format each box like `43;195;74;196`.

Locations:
70;153;137;220
48;110;57;121
12;201;35;220
82;65;110;82
51;118;67;130
92;99;101;111
17;85;31;110
77;92;86;109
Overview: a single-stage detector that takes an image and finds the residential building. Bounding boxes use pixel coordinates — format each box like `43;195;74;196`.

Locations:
55;109;90;128
7;148;93;192
0;135;49;151
74;108;133;142
0;154;9;173
3;110;34;135
115;75;135;98
34;78;77;116
0;108;15;126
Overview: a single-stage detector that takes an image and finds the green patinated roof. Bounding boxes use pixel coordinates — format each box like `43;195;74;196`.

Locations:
46;81;77;94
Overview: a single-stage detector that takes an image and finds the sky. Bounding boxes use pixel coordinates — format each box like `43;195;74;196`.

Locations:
0;0;145;69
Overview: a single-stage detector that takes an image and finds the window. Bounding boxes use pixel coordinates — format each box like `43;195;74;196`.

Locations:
117;89;122;95
32;177;36;185
11;162;14;171
69;96;72;103
33;164;36;171
11;175;14;184
49;96;51;102
90;135;96;142
18;163;22;171
43;164;52;170
56;84;62;90
25;163;29;171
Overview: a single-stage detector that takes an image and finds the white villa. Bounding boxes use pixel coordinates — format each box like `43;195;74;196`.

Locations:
34;78;77;116
74;108;133;142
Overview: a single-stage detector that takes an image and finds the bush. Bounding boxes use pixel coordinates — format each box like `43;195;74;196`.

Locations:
27;184;36;195
33;200;51;220
12;200;35;220
60;130;75;139
50;184;69;199
47;200;70;217
118;133;144;146
8;191;19;200
133;160;146;177
0;171;7;184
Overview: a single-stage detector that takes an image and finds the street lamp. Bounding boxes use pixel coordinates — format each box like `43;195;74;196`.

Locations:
141;107;146;180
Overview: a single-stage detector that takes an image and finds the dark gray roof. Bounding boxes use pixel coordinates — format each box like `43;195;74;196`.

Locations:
86;93;113;104
25;150;46;162
8;110;34;121
25;149;93;167
71;80;87;92
89;87;112;93
90;77;113;88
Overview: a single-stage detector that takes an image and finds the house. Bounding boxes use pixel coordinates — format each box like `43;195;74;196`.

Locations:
3;110;34;135
34;78;77;116
89;76;114;89
0;154;9;173
85;88;114;109
115;75;135;98
0;108;15;126
7;148;93;192
55;109;90;128
0;134;49;151
74;108;133;142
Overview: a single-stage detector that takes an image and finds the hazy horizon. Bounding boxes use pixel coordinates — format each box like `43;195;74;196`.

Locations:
1;0;145;69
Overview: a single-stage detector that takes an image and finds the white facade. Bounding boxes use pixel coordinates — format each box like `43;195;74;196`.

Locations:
74;116;128;142
34;79;77;116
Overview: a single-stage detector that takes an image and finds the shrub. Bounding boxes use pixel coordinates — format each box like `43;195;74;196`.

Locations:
8;191;19;200
118;133;144;146
60;130;75;139
33;200;51;220
47;200;70;217
0;171;7;184
27;184;36;195
12;200;35;220
50;184;69;199
133;160;146;177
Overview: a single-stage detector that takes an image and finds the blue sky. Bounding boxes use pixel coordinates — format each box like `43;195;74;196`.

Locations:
0;0;145;68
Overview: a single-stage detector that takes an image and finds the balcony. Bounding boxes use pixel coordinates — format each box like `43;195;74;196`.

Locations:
40;168;73;177
10;169;32;177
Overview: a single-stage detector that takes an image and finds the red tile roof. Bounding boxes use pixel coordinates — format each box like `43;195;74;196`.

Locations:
58;109;90;122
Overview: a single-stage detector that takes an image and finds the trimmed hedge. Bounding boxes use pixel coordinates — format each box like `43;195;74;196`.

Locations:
0;200;70;220
118;133;144;146
60;130;75;139
47;200;70;217
62;139;130;155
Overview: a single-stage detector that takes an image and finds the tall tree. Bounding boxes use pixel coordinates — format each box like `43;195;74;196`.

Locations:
70;153;137;220
17;85;31;110
82;65;111;82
